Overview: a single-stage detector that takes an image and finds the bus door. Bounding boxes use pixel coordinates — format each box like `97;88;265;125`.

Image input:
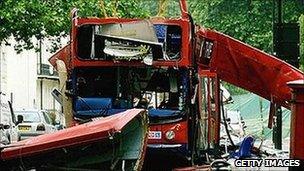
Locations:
197;69;221;150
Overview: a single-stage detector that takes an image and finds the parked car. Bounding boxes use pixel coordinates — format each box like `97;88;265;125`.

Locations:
15;110;57;140
0;93;20;145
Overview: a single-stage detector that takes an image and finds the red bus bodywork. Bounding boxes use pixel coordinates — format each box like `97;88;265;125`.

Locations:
48;3;304;160
3;1;304;170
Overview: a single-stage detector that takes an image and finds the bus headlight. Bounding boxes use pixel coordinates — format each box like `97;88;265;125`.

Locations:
165;130;175;140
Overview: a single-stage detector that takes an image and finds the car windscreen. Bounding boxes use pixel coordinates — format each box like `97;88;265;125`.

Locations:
15;111;41;123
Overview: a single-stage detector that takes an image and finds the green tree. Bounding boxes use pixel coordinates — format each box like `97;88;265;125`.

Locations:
189;0;304;56
1;0;304;61
0;0;149;52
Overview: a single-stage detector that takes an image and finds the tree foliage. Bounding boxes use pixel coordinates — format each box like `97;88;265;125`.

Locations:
0;0;150;52
1;0;304;64
189;0;304;68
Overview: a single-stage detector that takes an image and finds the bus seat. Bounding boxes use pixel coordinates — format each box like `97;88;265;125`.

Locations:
154;24;167;43
75;98;128;117
230;135;255;159
148;109;180;118
75;97;112;111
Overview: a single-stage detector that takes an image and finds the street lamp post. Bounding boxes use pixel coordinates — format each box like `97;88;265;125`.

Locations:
272;0;283;150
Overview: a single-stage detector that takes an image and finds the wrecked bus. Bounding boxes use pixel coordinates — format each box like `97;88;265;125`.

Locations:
1;0;303;170
48;0;303;167
65;10;201;163
47;0;205;165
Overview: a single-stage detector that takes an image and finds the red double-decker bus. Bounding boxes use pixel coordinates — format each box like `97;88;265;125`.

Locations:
49;0;209;165
0;1;303;170
47;0;303;168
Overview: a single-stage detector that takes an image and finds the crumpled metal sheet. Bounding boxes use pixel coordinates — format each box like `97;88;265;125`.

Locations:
1;109;148;171
196;28;304;109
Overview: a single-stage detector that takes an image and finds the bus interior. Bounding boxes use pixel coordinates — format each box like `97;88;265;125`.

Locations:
76;21;182;62
72;67;189;122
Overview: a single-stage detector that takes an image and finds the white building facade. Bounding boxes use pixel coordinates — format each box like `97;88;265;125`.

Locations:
0;39;62;112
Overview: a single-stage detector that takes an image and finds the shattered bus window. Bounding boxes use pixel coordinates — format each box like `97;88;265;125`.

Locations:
76;21;182;62
73;67;187;121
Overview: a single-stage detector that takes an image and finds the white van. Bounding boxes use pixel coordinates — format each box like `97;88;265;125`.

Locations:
0;93;19;144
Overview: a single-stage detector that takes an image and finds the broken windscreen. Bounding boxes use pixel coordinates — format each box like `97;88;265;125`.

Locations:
76;20;182;62
75;67;187;111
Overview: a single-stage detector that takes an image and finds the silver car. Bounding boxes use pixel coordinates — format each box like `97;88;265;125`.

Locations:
0;94;20;145
15;110;57;140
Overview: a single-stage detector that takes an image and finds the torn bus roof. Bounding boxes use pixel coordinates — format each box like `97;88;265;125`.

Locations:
2;109;146;159
196;28;304;108
1;109;148;170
